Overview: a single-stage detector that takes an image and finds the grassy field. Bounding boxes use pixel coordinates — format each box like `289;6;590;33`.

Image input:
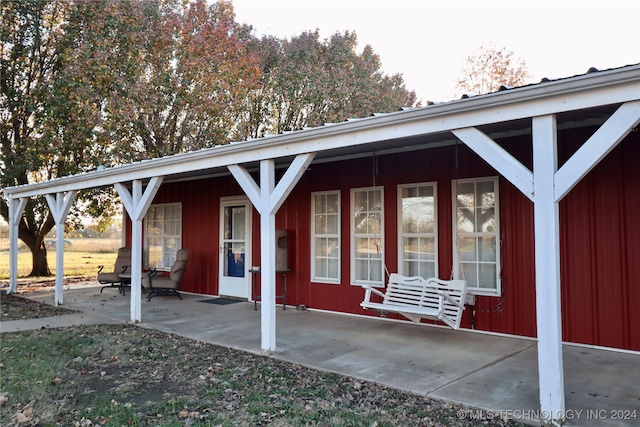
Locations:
0;238;120;280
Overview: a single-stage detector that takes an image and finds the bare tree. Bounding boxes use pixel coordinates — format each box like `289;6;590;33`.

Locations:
456;44;530;96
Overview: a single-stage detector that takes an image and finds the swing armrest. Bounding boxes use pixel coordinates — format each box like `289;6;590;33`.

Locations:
361;285;386;302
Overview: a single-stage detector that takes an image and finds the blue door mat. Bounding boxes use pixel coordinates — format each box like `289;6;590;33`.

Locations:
198;298;243;305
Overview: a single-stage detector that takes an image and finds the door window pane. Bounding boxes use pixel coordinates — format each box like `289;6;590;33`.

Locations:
223;206;246;278
224;205;245;240
224;242;245;278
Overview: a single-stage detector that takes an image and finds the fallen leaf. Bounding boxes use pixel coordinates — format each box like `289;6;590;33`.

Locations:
16;412;33;423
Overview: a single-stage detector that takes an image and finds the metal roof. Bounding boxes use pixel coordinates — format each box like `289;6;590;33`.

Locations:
4;63;640;199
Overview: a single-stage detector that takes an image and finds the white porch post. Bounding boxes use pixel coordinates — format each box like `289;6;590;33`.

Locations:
44;191;78;305
532;115;564;426
229;153;315;354
454;123;564;422
7;196;28;294
130;181;143;322
259;161;277;352
115;177;163;322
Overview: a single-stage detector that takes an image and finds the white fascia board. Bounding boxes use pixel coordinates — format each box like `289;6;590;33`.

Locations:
4;66;640;199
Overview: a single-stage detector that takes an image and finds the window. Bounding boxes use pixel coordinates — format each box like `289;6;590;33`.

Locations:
145;203;182;270
398;183;437;279
311;191;341;283
351;187;384;287
453;178;500;295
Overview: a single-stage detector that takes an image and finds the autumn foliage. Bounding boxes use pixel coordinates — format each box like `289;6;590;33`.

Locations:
0;0;417;276
456;44;530;96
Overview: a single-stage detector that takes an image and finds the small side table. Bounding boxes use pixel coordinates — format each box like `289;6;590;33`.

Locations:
249;267;290;310
118;273;131;296
119;273;145;296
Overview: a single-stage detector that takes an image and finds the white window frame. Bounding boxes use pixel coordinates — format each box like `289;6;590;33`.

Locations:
144;202;182;271
311;190;341;284
398;182;438;279
452;177;501;296
350;186;385;287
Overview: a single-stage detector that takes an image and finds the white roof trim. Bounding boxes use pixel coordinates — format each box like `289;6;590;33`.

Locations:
4;64;640;199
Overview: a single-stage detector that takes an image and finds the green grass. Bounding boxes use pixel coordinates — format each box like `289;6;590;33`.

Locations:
0;238;120;280
0;300;526;427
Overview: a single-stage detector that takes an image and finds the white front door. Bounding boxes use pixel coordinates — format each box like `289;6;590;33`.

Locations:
219;197;251;298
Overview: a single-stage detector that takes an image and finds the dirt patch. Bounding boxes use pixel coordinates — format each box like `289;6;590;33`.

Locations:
0;276;96;321
0;276;96;295
1;293;77;320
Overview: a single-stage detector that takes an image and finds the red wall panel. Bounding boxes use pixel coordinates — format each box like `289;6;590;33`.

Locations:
560;128;640;350
141;127;640;351
623;137;640;350
270;144;540;334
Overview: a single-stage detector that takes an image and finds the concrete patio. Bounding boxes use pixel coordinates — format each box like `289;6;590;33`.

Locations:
2;284;639;426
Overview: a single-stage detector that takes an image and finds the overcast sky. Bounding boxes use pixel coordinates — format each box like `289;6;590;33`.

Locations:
231;0;640;103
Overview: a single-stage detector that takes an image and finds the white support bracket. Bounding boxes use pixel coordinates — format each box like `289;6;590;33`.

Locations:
115;177;164;322
7;196;28;293
44;191;78;305
452;127;534;201
555;100;640;202
228;153;315;353
267;153;315;215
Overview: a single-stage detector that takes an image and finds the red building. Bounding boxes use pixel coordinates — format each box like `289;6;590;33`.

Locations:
148;119;640;352
6;63;640;423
